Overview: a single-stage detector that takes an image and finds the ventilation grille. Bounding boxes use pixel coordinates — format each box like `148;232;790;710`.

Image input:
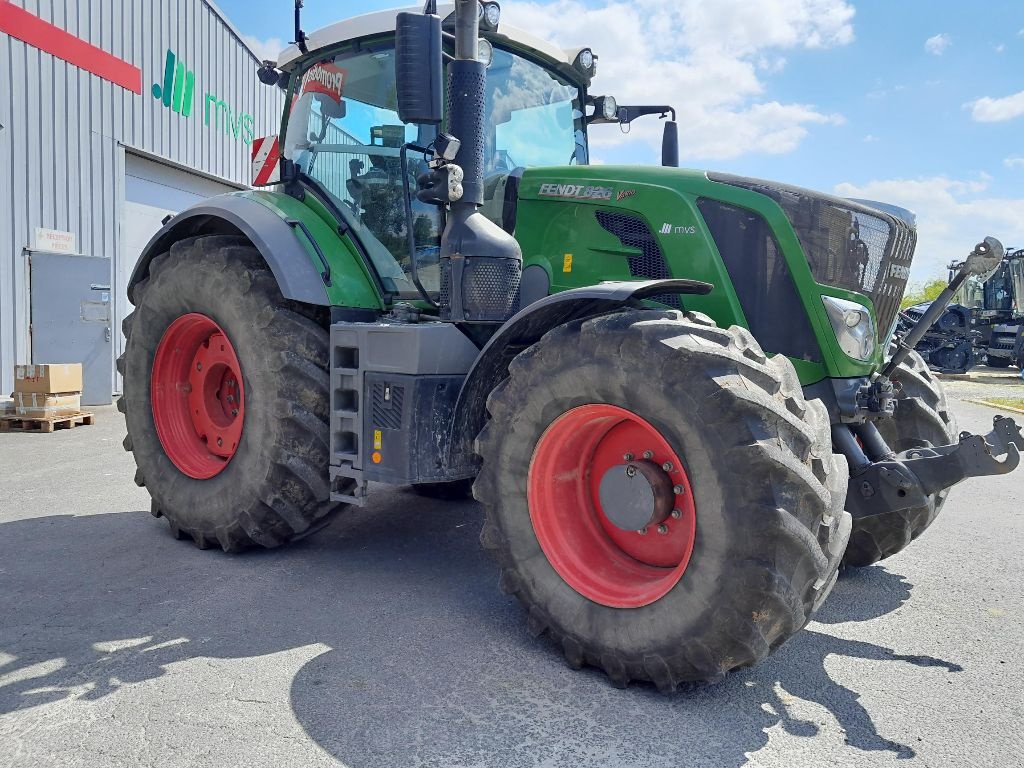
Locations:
463;259;521;321
371;383;404;431
594;211;679;308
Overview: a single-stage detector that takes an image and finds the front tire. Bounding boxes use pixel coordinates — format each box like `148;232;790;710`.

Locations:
843;349;957;567
118;236;342;551
474;310;851;690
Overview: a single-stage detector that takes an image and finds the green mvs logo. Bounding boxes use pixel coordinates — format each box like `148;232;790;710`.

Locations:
152;48;255;144
152;49;195;116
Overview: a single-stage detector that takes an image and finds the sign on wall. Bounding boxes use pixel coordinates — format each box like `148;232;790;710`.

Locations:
32;228;78;254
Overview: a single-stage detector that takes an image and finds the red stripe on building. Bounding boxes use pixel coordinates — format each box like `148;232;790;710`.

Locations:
0;0;142;94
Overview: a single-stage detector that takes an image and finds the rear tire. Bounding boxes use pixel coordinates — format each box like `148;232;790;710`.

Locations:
986;355;1012;368
118;236;342;551
842;349;957;567
474;310;851;689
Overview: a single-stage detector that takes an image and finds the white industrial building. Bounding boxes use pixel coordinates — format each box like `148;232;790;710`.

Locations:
0;0;284;403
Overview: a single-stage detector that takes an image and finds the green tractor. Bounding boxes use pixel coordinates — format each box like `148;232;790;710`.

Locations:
119;0;1024;690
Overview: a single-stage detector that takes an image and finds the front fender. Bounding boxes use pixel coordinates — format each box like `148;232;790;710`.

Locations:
127;192;383;311
446;279;713;471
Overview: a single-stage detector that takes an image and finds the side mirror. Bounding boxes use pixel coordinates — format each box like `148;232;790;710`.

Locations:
662;120;679;167
963;237;1005;278
395;12;443;125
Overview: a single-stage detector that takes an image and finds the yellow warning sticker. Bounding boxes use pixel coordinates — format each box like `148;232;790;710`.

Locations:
563;253;573;272
373;429;382;450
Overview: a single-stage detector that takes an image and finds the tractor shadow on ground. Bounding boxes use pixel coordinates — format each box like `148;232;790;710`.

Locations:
0;498;962;767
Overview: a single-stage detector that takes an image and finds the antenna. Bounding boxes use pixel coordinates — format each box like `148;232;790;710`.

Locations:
293;0;308;54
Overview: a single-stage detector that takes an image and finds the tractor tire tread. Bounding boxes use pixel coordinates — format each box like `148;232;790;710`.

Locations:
119;236;342;552
474;309;850;689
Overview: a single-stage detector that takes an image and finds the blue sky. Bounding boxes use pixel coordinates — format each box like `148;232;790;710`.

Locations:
220;0;1024;279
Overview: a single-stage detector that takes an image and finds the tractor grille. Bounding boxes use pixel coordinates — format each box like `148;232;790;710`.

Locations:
594;211;680;308
708;173;916;340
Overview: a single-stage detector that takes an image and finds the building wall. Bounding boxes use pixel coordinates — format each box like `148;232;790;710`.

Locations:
0;0;286;394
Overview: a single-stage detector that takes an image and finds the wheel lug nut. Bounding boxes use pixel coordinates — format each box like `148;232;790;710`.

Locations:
625;465;637;477
231;409;239;416
637;527;648;535
673;485;684;495
216;437;223;447
643;450;654;459
671;509;682;519
623;452;634;461
657;524;669;535
196;362;202;371
662;462;673;472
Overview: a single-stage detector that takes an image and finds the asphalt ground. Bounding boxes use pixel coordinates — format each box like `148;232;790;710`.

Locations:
0;396;1022;768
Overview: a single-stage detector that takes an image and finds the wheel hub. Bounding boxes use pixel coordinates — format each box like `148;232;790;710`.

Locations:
527;404;697;608
151;313;245;479
598;460;674;532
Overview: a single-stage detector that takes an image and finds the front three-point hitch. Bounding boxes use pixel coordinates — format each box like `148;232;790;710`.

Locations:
834;237;1024;519
843;415;1024;519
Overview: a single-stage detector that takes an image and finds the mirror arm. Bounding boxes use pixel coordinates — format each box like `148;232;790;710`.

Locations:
618;104;676;124
400;142;440;308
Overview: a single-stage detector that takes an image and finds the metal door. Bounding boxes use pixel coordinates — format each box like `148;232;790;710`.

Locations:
30;253;112;405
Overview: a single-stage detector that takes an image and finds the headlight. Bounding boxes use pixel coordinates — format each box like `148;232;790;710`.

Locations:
822;296;876;361
481;1;501;29
477;38;493;67
600;95;617;120
577;48;594;71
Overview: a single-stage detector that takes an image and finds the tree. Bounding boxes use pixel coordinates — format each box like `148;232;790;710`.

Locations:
901;278;947;309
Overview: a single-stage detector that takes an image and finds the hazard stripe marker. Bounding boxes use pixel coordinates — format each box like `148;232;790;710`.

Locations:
251;135;281;186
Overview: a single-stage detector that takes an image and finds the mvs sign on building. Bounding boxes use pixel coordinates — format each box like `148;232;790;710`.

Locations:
152;48;257;145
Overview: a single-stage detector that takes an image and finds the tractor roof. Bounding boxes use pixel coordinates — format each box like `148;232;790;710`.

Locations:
276;4;577;73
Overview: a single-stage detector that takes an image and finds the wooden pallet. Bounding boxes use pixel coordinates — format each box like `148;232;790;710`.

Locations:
0;411;95;433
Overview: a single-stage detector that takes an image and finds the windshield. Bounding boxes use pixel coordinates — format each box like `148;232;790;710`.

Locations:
1011;260;1024;313
283;41;586;298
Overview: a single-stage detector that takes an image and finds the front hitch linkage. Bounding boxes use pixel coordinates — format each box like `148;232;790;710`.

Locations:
845;415;1024;519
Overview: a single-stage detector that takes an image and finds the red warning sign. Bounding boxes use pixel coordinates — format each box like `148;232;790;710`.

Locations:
251;135;281;186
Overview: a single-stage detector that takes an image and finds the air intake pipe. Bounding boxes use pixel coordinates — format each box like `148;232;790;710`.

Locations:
437;0;523;323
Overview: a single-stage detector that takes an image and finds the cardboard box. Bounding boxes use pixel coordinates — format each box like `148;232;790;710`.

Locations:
13;392;81;419
14;364;83;395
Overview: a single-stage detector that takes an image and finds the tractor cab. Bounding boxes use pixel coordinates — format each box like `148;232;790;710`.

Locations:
276;6;593;300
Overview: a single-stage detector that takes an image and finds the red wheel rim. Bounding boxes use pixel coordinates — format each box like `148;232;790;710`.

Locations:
151;313;245;479
528;404;697;608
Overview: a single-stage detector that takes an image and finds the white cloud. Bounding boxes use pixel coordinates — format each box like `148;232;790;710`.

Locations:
995;43;1006;54
863;134;879;143
966;90;1024;122
243;34;287;62
834;176;1024;278
1006;157;1024;169
924;33;951;55
503;0;854;162
867;83;906;99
